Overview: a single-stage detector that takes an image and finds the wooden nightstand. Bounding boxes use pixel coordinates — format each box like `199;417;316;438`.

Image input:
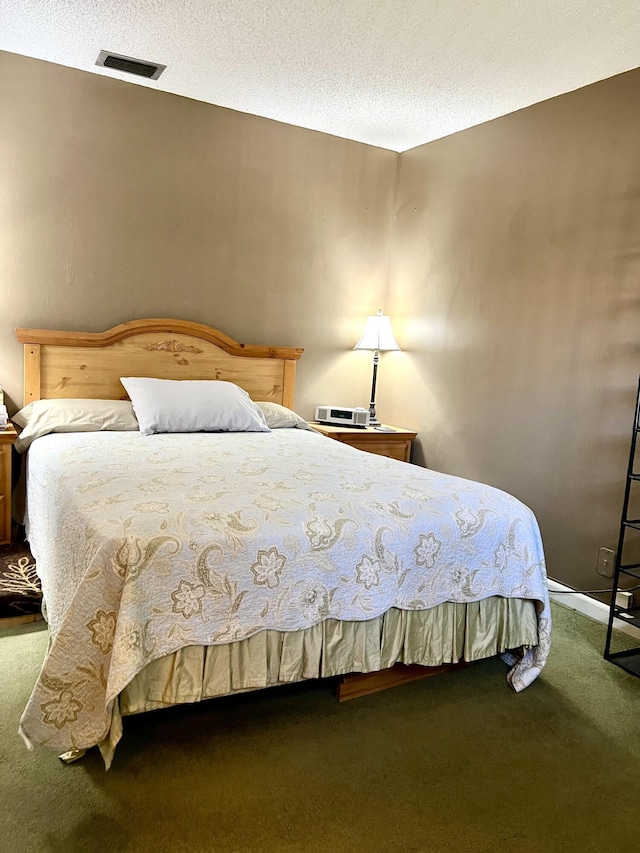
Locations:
0;425;17;545
310;422;417;462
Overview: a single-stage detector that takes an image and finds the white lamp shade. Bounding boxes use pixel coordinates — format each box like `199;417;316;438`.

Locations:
354;310;400;352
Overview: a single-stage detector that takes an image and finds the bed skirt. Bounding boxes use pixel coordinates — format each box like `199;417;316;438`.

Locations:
119;597;538;716
83;597;540;765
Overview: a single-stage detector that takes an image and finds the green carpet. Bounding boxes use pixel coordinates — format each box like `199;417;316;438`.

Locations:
1;604;638;853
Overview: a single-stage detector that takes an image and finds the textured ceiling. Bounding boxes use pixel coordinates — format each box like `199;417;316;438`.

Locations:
1;1;639;152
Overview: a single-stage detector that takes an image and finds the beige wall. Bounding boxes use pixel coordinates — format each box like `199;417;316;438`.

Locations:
3;49;639;591
0;51;397;417
386;68;640;589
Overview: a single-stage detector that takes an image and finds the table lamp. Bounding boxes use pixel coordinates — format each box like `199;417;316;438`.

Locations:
354;309;400;426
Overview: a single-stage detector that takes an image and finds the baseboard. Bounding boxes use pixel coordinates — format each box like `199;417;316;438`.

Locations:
547;579;640;640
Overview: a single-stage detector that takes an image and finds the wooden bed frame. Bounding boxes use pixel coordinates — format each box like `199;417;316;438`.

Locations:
14;318;464;702
15;318;303;408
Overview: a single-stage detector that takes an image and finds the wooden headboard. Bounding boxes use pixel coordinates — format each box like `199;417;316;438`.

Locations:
14;319;304;408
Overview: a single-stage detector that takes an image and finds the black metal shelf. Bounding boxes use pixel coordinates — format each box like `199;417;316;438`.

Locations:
606;649;640;678
604;374;640;677
613;610;640;627
619;565;640;580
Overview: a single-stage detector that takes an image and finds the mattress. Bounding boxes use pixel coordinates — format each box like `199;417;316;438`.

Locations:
19;428;551;765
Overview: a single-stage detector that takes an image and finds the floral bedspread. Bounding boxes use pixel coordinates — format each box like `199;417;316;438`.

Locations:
19;429;551;758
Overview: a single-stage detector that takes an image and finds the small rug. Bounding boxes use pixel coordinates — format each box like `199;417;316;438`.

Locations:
0;541;42;620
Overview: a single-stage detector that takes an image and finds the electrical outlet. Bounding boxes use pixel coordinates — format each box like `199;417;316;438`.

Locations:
596;547;615;578
615;590;634;609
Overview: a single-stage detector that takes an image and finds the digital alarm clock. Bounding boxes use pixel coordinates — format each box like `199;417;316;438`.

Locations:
314;406;370;428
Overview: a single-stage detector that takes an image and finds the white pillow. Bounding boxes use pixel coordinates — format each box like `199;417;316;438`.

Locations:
13;398;140;452
120;378;270;436
254;401;311;430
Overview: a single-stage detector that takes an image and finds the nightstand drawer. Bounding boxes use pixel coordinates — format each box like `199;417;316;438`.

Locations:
0;427;18;545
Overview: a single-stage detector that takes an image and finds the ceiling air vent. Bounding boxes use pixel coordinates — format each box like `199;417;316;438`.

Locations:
96;50;166;80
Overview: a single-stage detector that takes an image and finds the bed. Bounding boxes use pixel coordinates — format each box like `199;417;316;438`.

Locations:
14;319;551;768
